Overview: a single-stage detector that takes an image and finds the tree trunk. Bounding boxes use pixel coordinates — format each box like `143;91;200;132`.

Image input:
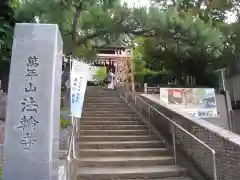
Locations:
71;3;82;56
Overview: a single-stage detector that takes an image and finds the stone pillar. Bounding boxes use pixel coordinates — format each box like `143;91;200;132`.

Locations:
3;23;63;180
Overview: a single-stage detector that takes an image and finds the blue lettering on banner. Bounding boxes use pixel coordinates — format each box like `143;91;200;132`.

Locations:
70;61;88;118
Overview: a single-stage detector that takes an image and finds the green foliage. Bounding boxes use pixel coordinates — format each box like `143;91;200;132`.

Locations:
15;0;122;56
1;0;239;88
203;72;219;88
130;4;233;86
132;39;146;84
60;116;72;129
92;67;107;85
0;0;16;71
142;70;172;85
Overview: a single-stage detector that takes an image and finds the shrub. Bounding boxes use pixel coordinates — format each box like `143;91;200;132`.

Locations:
60;116;72;129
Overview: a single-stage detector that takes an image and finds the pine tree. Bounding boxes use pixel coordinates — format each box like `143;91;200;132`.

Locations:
0;0;16;70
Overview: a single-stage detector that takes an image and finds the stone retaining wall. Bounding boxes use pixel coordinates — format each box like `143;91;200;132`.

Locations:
120;89;240;180
232;110;240;135
139;94;240;180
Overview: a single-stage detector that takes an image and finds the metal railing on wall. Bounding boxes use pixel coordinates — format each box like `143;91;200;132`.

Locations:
119;87;217;180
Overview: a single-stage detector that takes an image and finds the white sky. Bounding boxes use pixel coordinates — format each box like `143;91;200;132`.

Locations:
122;0;237;23
123;0;149;7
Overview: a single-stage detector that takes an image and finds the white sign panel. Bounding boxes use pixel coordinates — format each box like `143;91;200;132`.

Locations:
160;88;218;118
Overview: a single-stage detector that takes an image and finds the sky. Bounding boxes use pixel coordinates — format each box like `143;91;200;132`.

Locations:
122;0;237;24
123;0;149;8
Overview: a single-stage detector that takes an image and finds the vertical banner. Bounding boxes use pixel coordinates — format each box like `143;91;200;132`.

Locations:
70;60;88;118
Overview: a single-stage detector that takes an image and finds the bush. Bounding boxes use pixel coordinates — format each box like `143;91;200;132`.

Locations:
92;67;108;86
135;70;173;86
60;116;72;129
201;72;219;88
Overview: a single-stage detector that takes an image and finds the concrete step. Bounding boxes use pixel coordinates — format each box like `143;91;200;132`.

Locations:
83;103;126;107
82;113;137;117
79;140;164;149
85;90;116;92
80;120;143;125
77;165;186;179
85;94;118;97
80;117;141;121
84;102;125;105
85;99;124;102
85;95;118;98
79;129;150;136
84;102;124;105
84;101;126;104
82;110;136;115
78;148;169;157
82;114;138;118
77;135;155;142
76;136;156;142
79;156;174;167
115;177;193;180
85;97;121;100
83;107;132;111
83;106;128;109
80;125;147;130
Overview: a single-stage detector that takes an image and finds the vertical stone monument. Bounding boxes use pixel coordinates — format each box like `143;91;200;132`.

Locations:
3;23;63;180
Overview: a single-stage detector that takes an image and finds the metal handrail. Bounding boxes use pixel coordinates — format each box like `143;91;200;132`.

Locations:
66;117;77;180
122;91;217;180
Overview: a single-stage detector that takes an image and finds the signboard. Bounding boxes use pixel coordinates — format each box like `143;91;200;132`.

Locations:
160;88;218;118
70;60;87;118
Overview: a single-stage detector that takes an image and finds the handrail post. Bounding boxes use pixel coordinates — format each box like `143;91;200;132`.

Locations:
212;151;217;180
76;118;79;133
148;107;151;136
171;124;177;164
66;159;70;180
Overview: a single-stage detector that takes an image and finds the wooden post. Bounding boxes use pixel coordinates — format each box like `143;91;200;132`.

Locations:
124;57;130;91
128;55;135;92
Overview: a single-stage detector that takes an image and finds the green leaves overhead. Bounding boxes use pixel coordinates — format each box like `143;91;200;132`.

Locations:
1;0;238;87
137;7;225;59
0;0;16;62
14;0;226;58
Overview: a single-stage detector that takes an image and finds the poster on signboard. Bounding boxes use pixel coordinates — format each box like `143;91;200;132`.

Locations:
160;88;218;118
159;88;169;103
70;60;88;118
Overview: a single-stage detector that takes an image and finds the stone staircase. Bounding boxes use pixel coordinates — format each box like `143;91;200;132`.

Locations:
76;87;193;180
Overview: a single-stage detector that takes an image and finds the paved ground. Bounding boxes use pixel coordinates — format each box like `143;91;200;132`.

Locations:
59;160;66;180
